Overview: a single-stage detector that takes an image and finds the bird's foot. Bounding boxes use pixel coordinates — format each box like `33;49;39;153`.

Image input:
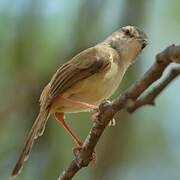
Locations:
90;111;100;121
90;109;116;126
72;145;82;156
73;145;96;163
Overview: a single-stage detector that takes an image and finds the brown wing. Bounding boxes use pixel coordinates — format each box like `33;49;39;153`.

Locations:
47;46;111;104
37;46;111;143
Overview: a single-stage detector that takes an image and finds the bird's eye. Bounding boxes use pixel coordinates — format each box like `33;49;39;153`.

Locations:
123;28;133;37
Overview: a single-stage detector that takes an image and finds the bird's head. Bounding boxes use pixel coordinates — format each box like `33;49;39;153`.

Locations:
105;25;148;63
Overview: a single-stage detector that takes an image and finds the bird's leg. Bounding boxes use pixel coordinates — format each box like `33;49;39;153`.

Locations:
55;112;96;162
61;97;100;121
62;97;99;111
62;97;115;125
90;111;100;121
55;112;82;147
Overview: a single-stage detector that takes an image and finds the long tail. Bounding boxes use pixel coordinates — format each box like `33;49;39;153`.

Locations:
11;108;50;178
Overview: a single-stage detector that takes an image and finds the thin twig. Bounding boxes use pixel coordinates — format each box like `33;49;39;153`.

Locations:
127;67;180;113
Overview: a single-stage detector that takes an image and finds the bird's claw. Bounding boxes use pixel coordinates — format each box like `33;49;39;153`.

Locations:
72;146;96;163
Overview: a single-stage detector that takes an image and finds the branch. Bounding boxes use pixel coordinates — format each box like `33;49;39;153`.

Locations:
127;67;180;113
58;45;180;180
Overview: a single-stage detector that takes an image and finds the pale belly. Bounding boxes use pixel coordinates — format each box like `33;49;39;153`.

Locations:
52;62;125;113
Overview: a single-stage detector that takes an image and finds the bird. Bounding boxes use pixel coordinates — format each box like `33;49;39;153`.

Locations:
11;25;147;178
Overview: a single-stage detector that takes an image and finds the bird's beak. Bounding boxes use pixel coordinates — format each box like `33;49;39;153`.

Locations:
139;38;148;49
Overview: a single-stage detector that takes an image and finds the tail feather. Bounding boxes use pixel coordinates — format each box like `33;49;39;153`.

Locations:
11;108;50;178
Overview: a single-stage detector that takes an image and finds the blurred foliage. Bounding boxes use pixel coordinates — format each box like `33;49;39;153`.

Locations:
0;0;180;180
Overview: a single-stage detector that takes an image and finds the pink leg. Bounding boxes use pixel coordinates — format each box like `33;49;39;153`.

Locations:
62;97;99;111
55;112;96;162
90;111;100;121
55;112;82;146
62;97;100;120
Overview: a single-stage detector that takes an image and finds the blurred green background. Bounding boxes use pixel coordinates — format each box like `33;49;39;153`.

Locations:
1;0;180;179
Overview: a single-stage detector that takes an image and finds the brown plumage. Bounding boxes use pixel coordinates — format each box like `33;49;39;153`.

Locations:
11;26;147;178
11;46;112;177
